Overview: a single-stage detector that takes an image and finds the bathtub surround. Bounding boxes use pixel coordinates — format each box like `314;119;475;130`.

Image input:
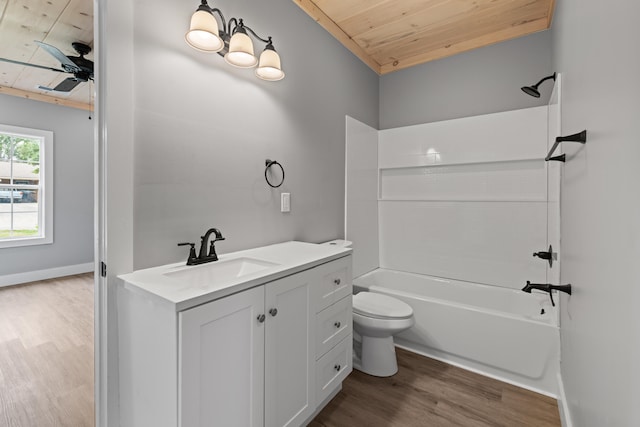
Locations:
345;105;561;395
345;117;379;278
378;106;550;290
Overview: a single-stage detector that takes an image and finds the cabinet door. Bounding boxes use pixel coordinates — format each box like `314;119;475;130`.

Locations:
179;286;265;427
265;272;315;427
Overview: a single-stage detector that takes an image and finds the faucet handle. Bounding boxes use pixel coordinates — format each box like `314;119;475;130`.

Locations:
178;242;197;265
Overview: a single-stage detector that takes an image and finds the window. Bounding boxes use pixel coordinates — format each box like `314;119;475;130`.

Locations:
0;124;53;248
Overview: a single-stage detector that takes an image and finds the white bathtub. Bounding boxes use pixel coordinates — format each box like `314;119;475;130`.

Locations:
353;268;560;396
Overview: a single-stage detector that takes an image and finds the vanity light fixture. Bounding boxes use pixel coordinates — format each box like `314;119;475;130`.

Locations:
185;0;285;81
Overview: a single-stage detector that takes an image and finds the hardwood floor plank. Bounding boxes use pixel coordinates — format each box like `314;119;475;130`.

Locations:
0;273;94;427
312;347;561;426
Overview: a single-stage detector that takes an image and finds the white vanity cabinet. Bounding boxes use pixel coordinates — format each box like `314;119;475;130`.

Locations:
180;270;315;427
118;247;352;427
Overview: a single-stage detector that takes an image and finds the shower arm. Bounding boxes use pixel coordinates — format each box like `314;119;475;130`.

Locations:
545;130;588;162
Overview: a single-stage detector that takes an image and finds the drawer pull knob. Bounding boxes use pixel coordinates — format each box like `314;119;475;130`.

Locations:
334;321;341;328
257;314;266;323
334;364;341;371
269;308;278;317
334;278;341;285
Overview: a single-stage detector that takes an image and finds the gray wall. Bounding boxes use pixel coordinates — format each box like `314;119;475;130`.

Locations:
132;0;379;269
0;94;94;275
379;31;553;129
552;1;640;425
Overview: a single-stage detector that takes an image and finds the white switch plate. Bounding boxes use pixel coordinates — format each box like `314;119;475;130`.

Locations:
281;193;290;212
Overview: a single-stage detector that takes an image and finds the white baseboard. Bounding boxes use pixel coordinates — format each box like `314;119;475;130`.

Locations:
0;262;94;287
557;372;573;427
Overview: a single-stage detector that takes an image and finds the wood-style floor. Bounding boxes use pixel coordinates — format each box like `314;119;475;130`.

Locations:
0;273;94;427
0;273;560;427
311;348;561;427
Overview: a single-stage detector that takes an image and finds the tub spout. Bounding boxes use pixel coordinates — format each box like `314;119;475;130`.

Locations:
522;281;572;307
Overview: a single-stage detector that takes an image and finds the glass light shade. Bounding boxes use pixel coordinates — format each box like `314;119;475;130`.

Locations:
224;32;258;68
256;48;284;81
185;10;224;52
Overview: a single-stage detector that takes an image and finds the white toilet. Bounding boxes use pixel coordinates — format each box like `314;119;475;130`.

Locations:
352;291;414;377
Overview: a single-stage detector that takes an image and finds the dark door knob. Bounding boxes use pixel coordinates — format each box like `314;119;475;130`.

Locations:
269;308;278;317
257;314;266;323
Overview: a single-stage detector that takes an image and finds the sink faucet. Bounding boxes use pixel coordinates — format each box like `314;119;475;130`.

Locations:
521;281;572;307
177;227;225;265
199;228;225;262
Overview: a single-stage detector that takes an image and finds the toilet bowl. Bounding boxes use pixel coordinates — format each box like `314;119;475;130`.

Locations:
352;291;414;377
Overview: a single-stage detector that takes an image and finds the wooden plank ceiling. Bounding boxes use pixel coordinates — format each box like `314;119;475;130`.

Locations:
293;0;555;75
0;0;93;111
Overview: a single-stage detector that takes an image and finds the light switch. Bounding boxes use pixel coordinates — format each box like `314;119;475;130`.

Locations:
281;193;290;212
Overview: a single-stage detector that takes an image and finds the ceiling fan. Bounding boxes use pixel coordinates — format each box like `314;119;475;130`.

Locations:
0;41;94;93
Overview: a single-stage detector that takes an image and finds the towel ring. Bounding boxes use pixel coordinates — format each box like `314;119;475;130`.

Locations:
265;159;285;188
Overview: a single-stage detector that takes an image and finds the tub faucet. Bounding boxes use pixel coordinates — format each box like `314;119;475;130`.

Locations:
522;281;572;307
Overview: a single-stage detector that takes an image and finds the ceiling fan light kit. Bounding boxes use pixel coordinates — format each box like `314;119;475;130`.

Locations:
185;0;284;81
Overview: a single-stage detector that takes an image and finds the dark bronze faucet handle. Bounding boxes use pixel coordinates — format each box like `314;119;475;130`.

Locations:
178;242;197;265
208;241;220;260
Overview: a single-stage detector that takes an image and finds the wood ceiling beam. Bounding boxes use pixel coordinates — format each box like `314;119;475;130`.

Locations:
0;85;92;111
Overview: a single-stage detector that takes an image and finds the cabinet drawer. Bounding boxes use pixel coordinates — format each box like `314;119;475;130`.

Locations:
312;256;352;313
315;295;352;359
315;334;352;404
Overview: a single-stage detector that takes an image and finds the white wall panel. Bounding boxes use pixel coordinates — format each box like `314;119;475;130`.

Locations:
380;160;546;201
379;106;548;168
379;201;546;289
345;116;379;278
378;106;549;289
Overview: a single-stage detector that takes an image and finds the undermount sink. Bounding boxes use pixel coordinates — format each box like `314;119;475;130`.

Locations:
164;257;280;287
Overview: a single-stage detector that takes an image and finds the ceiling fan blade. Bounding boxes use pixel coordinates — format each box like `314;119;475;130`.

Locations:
39;77;82;92
34;41;80;72
0;57;66;73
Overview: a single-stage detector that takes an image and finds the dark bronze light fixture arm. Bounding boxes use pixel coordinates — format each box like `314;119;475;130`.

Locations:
242;25;272;44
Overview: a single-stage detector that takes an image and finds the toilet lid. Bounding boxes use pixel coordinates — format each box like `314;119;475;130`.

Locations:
353;292;413;319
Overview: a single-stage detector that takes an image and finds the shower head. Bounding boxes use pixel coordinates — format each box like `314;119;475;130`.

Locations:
521;85;541;98
521;73;556;98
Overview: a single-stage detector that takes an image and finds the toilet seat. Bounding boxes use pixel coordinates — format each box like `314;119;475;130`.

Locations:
353;292;413;320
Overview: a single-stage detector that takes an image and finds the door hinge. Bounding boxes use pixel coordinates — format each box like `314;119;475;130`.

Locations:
100;261;107;277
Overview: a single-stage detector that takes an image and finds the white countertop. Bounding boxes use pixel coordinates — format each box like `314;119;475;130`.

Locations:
118;241;352;311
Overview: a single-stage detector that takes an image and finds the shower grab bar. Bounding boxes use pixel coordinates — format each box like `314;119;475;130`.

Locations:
545;130;587;162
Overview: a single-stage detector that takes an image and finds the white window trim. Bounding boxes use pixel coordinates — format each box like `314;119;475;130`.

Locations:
0;124;53;249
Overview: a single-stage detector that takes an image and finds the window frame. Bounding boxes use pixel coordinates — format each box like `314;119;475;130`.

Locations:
0;124;53;249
